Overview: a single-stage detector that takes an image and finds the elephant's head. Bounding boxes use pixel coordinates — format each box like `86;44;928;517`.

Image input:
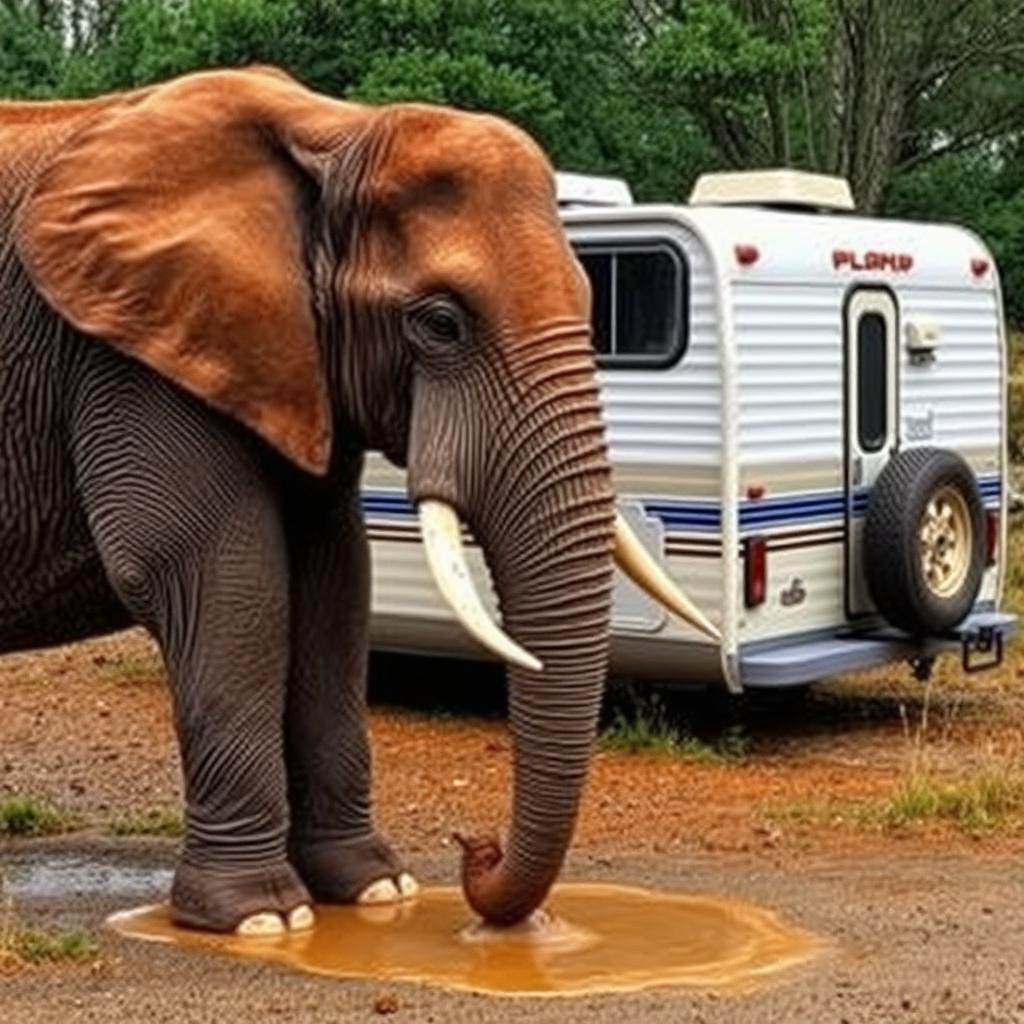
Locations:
15;66;717;926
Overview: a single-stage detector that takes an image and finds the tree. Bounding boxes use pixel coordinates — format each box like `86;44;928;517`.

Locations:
630;0;1024;211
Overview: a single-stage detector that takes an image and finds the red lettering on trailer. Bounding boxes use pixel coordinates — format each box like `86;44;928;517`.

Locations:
832;249;914;273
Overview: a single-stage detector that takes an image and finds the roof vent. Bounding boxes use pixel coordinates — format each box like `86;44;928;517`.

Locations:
689;168;855;212
556;172;633;208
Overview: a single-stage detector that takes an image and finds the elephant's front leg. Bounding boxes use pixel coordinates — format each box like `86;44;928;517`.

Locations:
283;460;416;906
70;365;314;936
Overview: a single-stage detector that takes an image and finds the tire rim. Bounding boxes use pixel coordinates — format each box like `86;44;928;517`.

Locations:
918;484;972;598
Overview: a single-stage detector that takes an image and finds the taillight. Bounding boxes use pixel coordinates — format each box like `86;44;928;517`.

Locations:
744;536;767;608
985;509;999;567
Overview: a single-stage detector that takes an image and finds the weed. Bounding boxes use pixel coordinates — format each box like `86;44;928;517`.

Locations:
866;765;1024;834
600;690;747;762
0;882;99;971
0;796;73;837
107;807;184;838
93;651;161;687
1003;519;1024;615
1008;331;1024;462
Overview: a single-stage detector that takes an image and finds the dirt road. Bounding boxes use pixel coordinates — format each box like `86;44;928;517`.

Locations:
3;630;1024;1022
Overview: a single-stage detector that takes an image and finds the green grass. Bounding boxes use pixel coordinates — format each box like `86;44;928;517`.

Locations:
2;926;100;966
866;767;1024;834
0;796;74;837
1008;331;1024;462
106;806;184;838
0;882;100;971
766;763;1024;837
94;651;161;687
1003;517;1024;616
599;690;747;762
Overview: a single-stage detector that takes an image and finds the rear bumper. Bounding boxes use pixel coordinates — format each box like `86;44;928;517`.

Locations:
738;608;1018;689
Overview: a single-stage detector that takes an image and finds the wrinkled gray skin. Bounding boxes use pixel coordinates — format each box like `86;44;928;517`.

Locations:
0;66;616;932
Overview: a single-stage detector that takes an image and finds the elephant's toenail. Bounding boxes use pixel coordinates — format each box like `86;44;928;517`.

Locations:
397;873;419;899
236;912;286;936
288;905;315;931
357;878;399;905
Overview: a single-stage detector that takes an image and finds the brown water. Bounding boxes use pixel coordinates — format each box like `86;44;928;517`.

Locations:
107;883;823;997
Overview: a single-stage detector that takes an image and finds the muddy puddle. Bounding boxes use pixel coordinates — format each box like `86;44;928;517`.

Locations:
109;883;824;997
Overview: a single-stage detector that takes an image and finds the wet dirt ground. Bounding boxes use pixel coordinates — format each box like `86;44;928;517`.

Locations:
3;629;1024;1022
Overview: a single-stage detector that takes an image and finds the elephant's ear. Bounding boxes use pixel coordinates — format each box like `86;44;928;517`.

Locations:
16;67;371;475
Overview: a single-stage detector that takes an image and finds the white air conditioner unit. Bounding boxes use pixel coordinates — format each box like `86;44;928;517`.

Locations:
689;168;855;212
556;172;634;208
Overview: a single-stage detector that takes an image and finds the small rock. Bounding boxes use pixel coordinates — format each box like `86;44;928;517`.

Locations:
373;992;400;1015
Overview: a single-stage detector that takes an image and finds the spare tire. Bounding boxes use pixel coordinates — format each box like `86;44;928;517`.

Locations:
863;447;985;635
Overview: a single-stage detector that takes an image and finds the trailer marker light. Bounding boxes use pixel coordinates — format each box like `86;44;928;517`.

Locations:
744;536;767;608
735;244;760;266
971;257;990;278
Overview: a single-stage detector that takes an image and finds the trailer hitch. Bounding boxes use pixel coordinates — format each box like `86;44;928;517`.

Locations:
960;624;1004;675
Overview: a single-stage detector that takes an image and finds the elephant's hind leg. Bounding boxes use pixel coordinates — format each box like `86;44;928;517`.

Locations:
70;361;312;934
282;459;416;906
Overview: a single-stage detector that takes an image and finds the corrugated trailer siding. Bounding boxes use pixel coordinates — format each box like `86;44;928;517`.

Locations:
600;245;722;468
596;223;727;664
899;288;1003;452
729;280;846;644
732;283;845;470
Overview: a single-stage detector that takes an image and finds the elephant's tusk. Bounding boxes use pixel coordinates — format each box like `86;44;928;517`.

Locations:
418;500;544;673
614;511;722;642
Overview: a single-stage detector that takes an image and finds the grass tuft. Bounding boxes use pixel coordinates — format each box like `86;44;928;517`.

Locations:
106;806;184;838
0;796;74;837
600;690;747;762
865;766;1024;834
0;883;100;972
92;651;161;687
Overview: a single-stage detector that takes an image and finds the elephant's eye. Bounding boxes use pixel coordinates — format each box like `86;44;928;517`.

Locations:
406;297;467;348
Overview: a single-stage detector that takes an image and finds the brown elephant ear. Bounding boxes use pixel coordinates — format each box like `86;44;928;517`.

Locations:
16;67;372;475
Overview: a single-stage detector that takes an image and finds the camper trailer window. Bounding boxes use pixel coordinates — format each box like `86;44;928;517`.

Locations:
857;311;888;452
574;244;687;367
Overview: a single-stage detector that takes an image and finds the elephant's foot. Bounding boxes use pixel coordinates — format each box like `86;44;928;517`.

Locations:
170;859;312;935
290;834;418;905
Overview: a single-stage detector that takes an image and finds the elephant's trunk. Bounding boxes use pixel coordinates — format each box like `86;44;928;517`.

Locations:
454;330;616;925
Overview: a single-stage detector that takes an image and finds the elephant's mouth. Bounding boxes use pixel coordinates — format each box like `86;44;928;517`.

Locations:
417;499;720;671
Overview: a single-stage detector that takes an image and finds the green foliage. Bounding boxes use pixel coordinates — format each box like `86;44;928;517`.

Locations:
3;0;1024;322
600;689;747;762
93;651;161;687
868;768;1024;835
0;3;66;97
0;880;100;969
885;156;1024;326
0;796;73;837
4;925;100;965
1002;513;1024;618
107;807;184;837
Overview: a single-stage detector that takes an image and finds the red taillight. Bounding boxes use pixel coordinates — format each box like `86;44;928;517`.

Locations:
744;536;767;608
986;509;999;567
735;244;760;266
971;257;990;278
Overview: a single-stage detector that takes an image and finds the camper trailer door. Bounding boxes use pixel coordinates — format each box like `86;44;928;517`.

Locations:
845;288;899;618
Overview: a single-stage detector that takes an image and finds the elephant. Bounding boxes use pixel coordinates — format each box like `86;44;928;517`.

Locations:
0;65;717;935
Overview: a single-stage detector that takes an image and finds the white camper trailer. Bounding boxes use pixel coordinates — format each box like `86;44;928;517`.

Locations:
362;169;1018;691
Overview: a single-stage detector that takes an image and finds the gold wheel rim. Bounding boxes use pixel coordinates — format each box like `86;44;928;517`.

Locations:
918;485;972;599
